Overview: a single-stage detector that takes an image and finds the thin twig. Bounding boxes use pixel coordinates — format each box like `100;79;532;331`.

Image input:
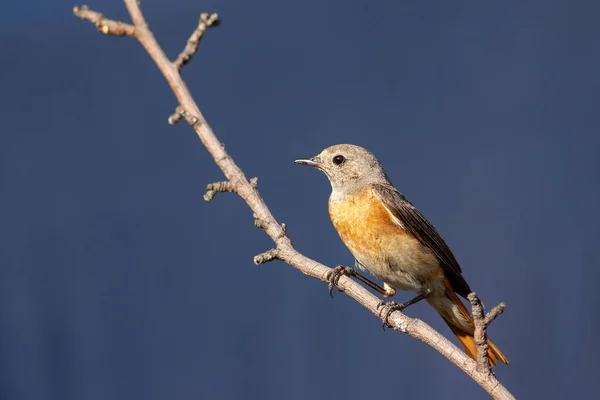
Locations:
73;3;514;399
174;13;220;70
168;106;184;125
204;177;257;201
254;248;280;265
73;5;136;36
485;303;506;326
204;181;235;201
468;293;506;374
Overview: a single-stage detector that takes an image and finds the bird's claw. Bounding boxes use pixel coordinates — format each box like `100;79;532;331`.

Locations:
326;266;355;298
377;300;408;330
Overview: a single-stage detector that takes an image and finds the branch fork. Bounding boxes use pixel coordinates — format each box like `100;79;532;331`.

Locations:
168;105;204;128
74;5;219;72
468;293;506;374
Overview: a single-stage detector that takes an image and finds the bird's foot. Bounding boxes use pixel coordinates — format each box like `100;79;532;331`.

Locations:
326;266;356;297
377;291;431;330
377;300;410;331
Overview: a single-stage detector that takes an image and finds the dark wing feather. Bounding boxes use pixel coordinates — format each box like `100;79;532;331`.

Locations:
372;183;471;298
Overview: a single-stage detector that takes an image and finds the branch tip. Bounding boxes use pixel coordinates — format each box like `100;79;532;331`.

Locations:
204;180;236;201
253;248;280;265
484;302;506;325
174;12;220;70
168;106;184;125
468;292;506;374
73;5;136;37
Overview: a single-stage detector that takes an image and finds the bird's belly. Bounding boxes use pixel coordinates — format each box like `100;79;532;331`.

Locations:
354;241;441;293
329;187;441;293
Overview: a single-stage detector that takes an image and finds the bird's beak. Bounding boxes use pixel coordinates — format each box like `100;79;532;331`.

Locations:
294;157;323;169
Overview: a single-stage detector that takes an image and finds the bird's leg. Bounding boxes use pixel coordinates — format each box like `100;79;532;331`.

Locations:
377;289;431;330
326;266;394;298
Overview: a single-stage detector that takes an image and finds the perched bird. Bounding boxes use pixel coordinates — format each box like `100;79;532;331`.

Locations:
295;144;508;365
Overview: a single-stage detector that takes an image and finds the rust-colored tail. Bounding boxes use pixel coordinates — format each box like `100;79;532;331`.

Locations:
428;282;508;366
447;321;508;366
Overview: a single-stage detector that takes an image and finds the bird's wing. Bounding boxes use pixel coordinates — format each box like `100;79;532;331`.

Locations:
372;183;471;298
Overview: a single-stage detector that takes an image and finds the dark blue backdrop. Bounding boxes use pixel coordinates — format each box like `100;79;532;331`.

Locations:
1;1;598;399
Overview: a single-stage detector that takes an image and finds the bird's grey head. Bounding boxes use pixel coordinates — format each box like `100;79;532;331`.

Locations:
295;144;390;200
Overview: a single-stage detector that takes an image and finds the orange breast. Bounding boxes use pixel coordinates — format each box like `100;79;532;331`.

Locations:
329;185;407;264
328;185;441;291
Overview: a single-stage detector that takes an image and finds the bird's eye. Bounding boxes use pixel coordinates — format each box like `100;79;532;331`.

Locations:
332;155;346;165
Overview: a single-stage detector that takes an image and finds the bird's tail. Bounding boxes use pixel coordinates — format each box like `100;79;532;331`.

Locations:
426;280;508;366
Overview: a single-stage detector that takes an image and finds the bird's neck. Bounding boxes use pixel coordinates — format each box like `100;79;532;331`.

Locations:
329;176;390;204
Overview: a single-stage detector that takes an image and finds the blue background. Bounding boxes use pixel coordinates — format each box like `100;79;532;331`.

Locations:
1;0;598;398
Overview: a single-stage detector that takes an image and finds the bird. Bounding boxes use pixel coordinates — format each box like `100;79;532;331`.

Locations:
295;144;508;365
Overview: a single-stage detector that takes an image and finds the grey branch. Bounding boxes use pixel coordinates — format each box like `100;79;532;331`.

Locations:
204;177;257;201
485;303;506;326
468;293;507;375
174;13;220;70
73;2;514;399
73;5;136;36
253;211;268;230
176;106;202;128
254;248;280;265
204;181;235;201
168;106;184;125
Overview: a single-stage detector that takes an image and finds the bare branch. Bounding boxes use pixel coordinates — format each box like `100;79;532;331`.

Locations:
468;293;506;375
168;106;184;125
73;2;514;399
73;5;136;37
204;177;257;201
485;303;506;326
174;13;220;70
254;248;280;265
253;212;268;230
172;106;203;128
204;181;235;201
